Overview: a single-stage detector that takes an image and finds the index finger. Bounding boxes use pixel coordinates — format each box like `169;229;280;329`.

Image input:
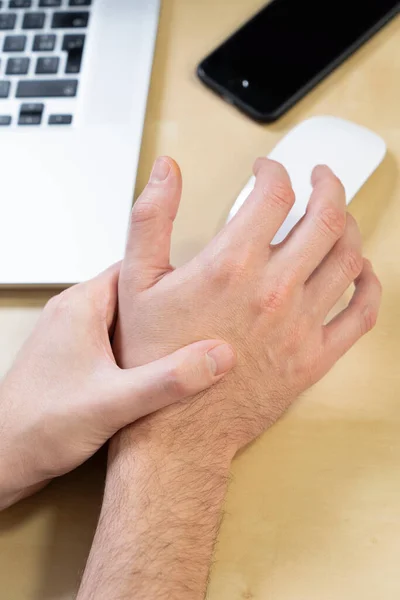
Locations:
270;165;347;284
218;158;295;254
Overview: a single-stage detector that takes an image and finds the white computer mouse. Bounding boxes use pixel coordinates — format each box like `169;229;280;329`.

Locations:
228;116;387;244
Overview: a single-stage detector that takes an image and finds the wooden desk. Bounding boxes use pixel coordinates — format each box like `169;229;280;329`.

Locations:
1;2;399;598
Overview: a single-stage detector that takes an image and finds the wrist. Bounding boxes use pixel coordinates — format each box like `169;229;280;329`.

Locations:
0;463;21;510
110;390;237;470
0;385;47;509
0;475;47;511
0;451;35;510
109;420;233;481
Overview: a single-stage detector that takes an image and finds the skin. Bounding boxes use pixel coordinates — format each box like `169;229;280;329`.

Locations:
0;263;235;511
78;156;381;599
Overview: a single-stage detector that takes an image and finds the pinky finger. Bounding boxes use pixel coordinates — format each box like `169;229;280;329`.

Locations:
324;259;382;360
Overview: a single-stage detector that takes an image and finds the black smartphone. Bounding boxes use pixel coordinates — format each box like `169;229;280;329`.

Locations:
197;0;399;123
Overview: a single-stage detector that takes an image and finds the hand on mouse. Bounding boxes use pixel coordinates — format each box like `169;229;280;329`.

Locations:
0;263;235;510
78;157;382;600
114;156;382;456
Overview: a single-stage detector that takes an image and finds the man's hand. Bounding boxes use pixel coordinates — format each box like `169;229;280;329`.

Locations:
78;157;381;600
0;263;235;510
114;156;382;453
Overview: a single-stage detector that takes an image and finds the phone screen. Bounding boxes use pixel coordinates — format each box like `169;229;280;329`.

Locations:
198;0;399;121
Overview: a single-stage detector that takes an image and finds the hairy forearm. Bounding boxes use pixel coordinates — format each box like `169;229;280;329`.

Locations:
78;419;233;600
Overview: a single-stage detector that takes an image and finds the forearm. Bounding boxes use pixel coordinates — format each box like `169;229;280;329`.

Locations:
78;418;233;600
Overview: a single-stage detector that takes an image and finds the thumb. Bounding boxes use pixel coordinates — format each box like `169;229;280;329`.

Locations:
108;340;236;429
122;157;183;292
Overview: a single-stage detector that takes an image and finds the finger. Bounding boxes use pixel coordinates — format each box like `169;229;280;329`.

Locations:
305;214;363;320
108;340;236;429
271;165;346;284
217;158;295;255
323;259;382;361
122;156;183;291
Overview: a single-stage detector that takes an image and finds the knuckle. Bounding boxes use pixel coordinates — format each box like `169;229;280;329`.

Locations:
338;248;363;280
343;215;363;249
130;200;163;226
344;213;362;240
258;279;291;313
162;366;189;400
44;288;73;318
263;179;295;210
360;304;378;336
211;253;248;285
316;205;346;238
345;212;359;231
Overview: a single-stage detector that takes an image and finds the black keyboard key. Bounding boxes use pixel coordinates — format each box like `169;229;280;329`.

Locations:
0;13;16;29
9;0;31;7
52;11;89;28
20;102;43;113
0;115;12;125
63;34;85;74
16;79;78;98
22;12;45;29
19;102;43;125
69;0;91;5
6;57;29;74
3;34;27;51
49;114;73;125
33;34;56;51
36;56;59;74
39;0;61;5
66;49;83;73
0;81;11;97
19;114;41;125
62;33;85;51
19;115;41;125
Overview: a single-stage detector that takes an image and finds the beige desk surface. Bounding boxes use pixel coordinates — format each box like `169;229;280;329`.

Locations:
1;2;400;599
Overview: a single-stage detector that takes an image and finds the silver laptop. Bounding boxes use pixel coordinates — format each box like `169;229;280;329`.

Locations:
0;0;160;285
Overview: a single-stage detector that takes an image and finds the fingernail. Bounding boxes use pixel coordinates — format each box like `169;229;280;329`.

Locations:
150;158;171;183
207;344;236;377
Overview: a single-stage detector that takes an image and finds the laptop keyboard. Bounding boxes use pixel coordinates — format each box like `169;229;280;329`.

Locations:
0;0;92;127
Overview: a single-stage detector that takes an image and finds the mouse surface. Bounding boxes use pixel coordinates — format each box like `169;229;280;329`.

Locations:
228;116;387;244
